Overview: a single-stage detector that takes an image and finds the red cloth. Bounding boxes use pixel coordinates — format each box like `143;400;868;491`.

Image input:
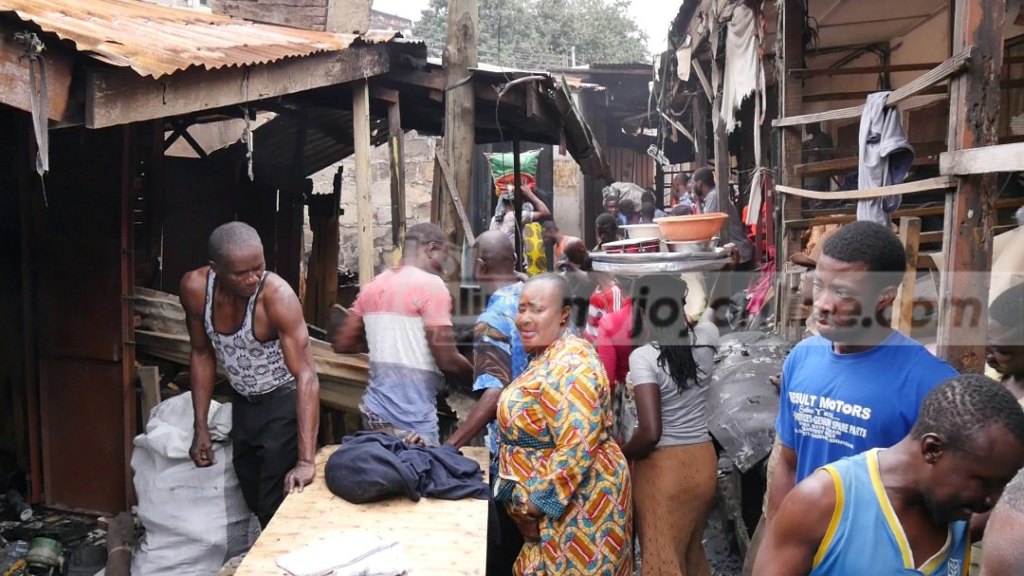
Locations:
596;300;633;391
585;285;625;343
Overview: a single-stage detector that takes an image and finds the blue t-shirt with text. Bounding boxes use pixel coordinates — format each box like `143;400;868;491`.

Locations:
776;331;958;482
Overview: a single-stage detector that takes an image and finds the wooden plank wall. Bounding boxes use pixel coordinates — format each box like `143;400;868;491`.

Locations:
606;147;655;189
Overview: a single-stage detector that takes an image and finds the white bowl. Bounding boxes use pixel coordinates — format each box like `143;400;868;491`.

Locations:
661;239;717;254
620;223;661;239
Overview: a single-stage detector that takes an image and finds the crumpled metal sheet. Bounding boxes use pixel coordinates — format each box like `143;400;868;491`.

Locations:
707;331;790;473
0;0;398;78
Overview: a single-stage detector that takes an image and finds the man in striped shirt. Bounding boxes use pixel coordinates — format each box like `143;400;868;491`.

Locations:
334;223;473;445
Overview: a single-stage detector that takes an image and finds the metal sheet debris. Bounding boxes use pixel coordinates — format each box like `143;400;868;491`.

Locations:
708;331;789;473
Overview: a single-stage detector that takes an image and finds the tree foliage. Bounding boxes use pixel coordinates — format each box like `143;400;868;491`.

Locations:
413;0;650;68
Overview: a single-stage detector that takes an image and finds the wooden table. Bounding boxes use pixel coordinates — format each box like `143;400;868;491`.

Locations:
235;445;490;576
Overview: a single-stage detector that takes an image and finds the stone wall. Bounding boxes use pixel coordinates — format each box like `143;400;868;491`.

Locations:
306;131;437;276
304;134;588;279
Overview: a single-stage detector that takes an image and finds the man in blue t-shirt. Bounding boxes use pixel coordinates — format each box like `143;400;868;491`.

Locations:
766;221;958;522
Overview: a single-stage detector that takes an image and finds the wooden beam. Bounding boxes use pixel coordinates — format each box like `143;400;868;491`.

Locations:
513;135;523;271
918;224;1016;245
371;85;400;104
0;21;76;122
774;46;974;128
429;140;443;224
384;67;445;91
693;94;708;167
388;99;407;266
439;0;478;262
353;79;375;287
936;0;1005;372
790;61;944;77
778;0;805;342
710;22;731;246
787;198;1024;229
139;366;160;429
817;14;939;29
436;151;477;246
940;141;1024;175
794;142;946;177
891;217;921;335
692;60;713;103
661;112;696;146
803;85;947;102
776;176;956;201
87;43;390;128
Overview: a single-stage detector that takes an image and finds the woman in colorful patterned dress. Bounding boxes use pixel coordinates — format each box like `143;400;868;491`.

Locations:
494;274;633;576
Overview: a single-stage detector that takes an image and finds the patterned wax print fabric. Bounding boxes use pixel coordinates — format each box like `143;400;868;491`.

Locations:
495;332;633;576
523;222;548;275
472;282;528;477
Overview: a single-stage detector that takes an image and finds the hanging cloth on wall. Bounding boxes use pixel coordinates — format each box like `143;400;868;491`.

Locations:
721;3;766;135
856;92;915;225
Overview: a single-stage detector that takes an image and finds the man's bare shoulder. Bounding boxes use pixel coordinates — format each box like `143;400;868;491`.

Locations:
179;266;211;311
259;273;302;314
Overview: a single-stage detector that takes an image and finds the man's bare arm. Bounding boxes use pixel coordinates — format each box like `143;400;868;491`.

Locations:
264;278;320;493
180;271;218;468
753;469;836;576
333;311;368;354
447;388;503;449
426;325;473;382
767;443;799;522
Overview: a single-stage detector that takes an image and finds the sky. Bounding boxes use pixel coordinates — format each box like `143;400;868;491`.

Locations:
372;0;671;57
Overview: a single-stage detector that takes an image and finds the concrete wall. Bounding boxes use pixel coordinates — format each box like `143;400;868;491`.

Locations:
305;131;437;277
553;148;583;238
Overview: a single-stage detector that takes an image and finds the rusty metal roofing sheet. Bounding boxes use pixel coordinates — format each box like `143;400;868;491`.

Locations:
0;0;398;78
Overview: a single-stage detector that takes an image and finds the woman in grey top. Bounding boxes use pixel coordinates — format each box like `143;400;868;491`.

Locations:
621;274;719;576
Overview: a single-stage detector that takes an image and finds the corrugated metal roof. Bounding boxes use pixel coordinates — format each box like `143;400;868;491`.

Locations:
0;0;398;78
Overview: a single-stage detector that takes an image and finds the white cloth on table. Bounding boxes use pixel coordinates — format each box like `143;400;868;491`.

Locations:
857;92;915;226
276;532;408;576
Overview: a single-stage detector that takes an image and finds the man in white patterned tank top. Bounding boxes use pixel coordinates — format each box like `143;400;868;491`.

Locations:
180;222;320;527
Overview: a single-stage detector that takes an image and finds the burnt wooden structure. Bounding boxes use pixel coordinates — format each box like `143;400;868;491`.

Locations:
668;0;1024;372
0;0;412;514
0;0;608;515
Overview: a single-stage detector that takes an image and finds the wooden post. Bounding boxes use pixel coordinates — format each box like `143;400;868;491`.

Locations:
710;23;731;230
139;366;160;428
430;140;443;225
693;94;708;168
304;169;341;327
777;0;805;342
892;217;922;335
353;79;375;287
936;0;1005;371
388;99;407;265
440;0;478;247
513;136;523;271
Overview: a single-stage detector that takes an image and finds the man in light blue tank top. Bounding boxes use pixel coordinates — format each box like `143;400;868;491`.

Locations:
754;374;1024;576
